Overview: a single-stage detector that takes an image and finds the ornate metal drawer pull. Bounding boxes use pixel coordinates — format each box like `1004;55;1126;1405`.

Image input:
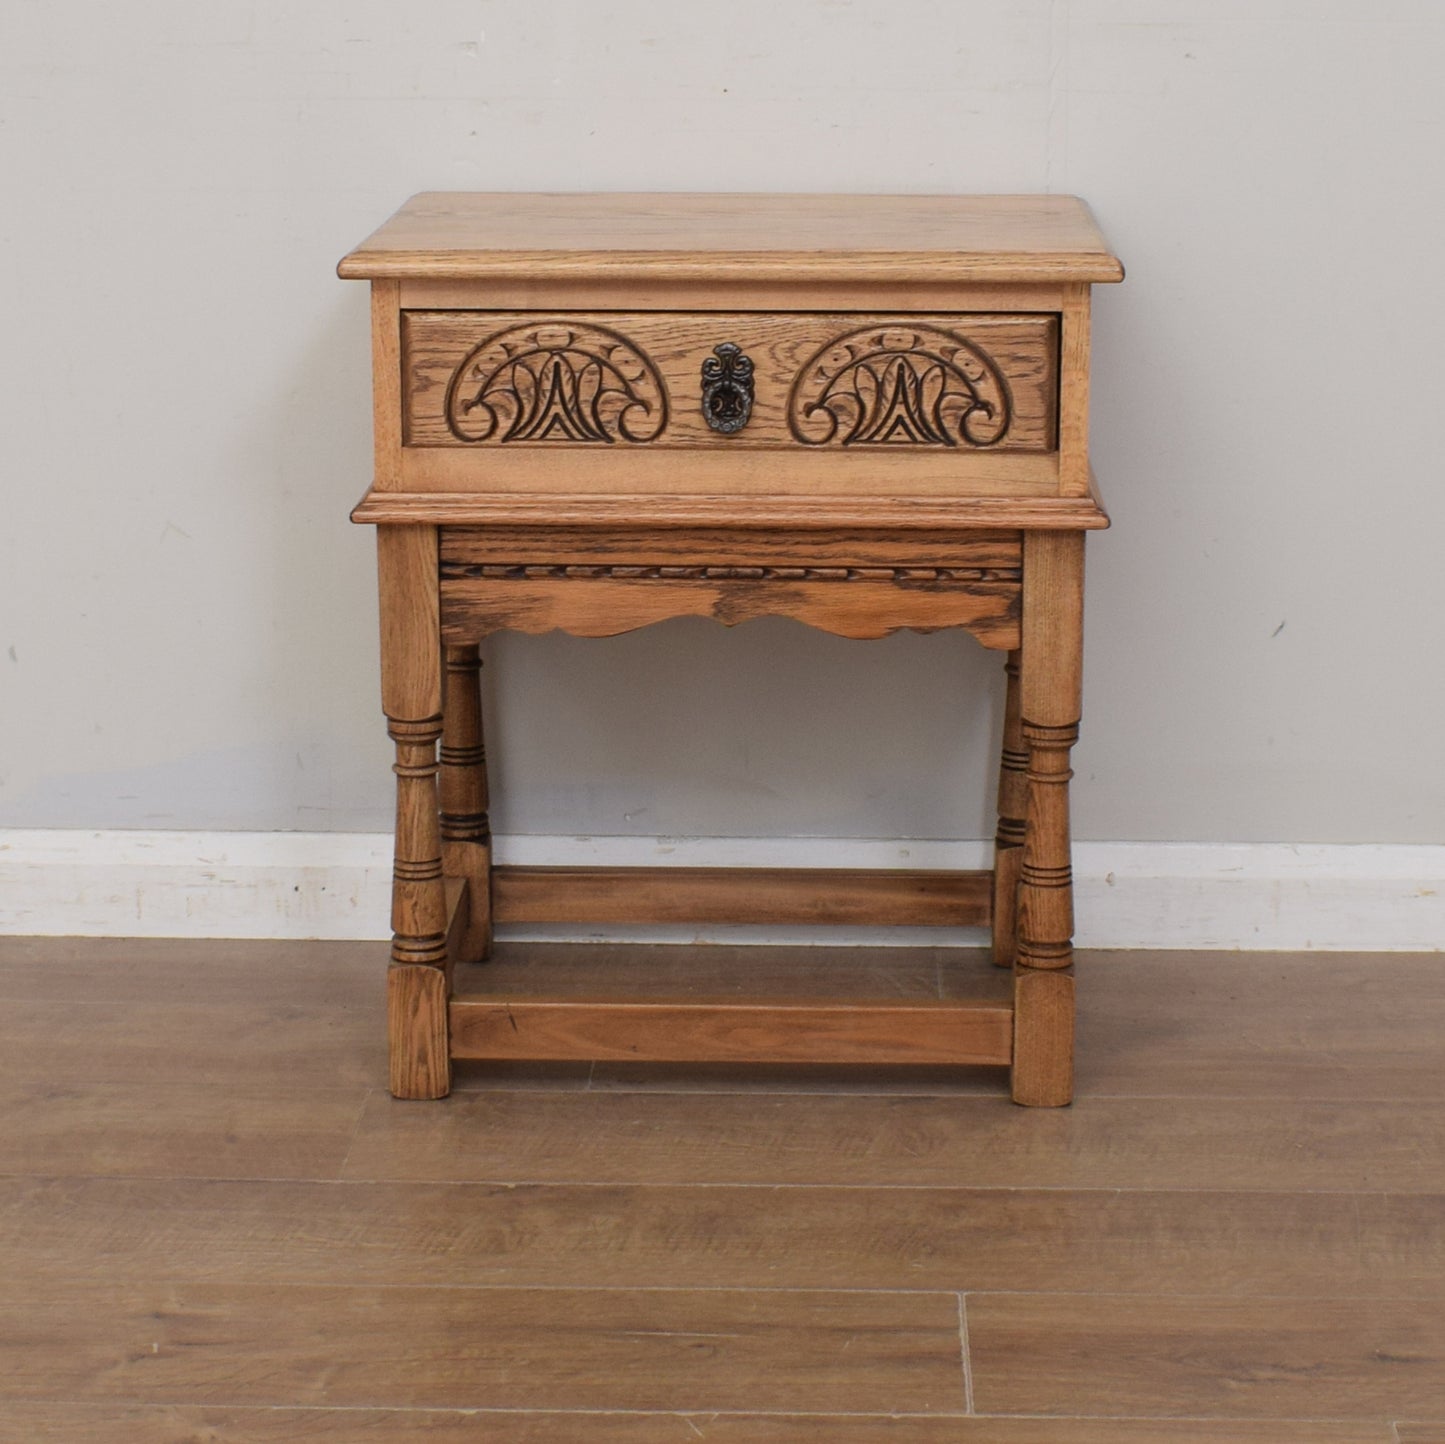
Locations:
701;342;754;434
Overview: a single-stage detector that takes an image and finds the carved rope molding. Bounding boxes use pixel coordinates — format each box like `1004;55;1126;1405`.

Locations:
440;563;1021;583
788;323;1013;447
445;321;668;444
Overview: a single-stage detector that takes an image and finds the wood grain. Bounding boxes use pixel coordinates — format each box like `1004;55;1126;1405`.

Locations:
2;939;1440;1434
0;1080;366;1180
0;936;389;1006
1058;282;1093;495
441;569;1021;645
1065;949;1445;1101
401;274;1071;311
440;523;1023;570
387;963;449;1099
352;486;1111;531
399;439;1059;495
490;865;993;927
403;310;1058;452
369;279;401;489
0;1281;965;1413
0;996;385;1089
340;1090;1445;1192
0;1404;1394;1444
338;192;1124;284
969;1292;1445;1419
9;1176;1442;1300
1010;966;1074;1107
449;996;1012;1066
992;650;1026;967
376;524;441;723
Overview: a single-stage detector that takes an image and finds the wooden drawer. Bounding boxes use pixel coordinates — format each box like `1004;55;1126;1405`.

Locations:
399;311;1059;497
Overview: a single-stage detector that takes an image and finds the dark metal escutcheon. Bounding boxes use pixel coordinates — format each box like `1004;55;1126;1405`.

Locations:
701;341;755;434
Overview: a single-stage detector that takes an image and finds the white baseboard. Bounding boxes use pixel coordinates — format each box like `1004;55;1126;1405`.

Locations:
0;829;1440;951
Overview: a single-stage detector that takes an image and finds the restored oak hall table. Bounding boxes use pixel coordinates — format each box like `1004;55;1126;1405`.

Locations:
340;192;1122;1105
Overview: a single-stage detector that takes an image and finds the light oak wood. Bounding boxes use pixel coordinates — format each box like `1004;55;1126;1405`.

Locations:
441;525;1023;570
1012;528;1086;1104
387;963;449;1099
369;279;402;489
403;309;1058;452
449;996;1013;1066
355;486;1111;530
991;649;1026;968
376;524;449;1096
376;523;441;723
1058;283;1094;495
339;192;1125;284
440;643;492;960
1010;967;1075;1107
400;443;1060;495
442;569;1021;647
345;193;1119;1102
401;274;1072;312
490;865;992;927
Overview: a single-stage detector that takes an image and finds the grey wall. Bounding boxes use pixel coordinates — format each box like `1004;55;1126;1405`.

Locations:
3;1;1443;845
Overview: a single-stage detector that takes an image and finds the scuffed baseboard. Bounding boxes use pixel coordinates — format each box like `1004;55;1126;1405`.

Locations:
0;829;1440;951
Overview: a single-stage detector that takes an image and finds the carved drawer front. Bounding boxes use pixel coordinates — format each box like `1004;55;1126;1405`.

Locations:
400;311;1060;497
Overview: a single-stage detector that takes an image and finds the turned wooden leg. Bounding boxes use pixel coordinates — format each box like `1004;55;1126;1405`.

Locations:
378;525;450;1100
441;643;494;962
992;649;1026;969
1013;531;1084;1107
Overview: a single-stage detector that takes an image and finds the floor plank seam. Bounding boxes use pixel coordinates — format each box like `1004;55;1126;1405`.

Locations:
442;1083;1445;1102
3;1401;1414;1424
9;1168;1443;1202
9;1277;1441;1304
957;1291;975;1414
326;1176;1441;1199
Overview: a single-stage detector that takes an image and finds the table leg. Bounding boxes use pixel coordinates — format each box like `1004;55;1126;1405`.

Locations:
378;525;450;1099
442;643;494;962
1013;530;1084;1107
992;649;1026;968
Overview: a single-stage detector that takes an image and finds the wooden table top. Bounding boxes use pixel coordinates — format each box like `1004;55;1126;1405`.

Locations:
338;192;1124;285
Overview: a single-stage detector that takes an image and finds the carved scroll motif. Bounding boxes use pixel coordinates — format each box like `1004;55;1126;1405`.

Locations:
789;324;1012;447
445;322;668;444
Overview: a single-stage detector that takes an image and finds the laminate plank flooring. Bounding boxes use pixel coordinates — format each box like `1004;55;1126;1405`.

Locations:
5;1176;1442;1298
0;1404;1398;1443
968;1293;1445;1419
341;1089;1445;1192
1;936;1441;1437
0;1282;962;1413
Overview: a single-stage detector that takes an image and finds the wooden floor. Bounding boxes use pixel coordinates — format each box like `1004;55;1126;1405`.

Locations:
1;938;1443;1441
